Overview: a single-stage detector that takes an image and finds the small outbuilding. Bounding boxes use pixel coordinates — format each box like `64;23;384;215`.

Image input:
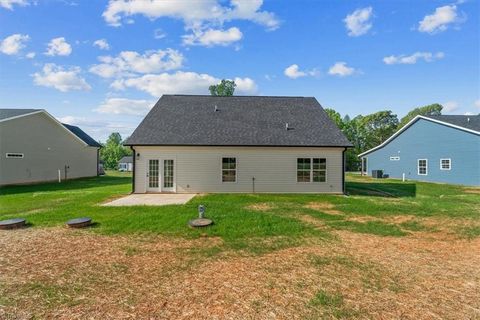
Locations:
359;115;480;186
124;95;352;194
0;109;101;186
118;156;133;172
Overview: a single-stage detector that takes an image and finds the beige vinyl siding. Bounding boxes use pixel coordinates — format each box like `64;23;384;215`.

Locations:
133;146;344;193
0;112;98;186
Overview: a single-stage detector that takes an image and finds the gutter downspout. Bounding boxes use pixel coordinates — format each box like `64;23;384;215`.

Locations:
342;148;346;195
97;148;100;176
130;146;135;194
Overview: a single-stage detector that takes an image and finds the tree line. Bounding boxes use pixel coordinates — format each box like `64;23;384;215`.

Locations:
96;79;448;173
325;103;443;171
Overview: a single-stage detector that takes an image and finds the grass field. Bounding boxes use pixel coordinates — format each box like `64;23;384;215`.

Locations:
0;172;479;319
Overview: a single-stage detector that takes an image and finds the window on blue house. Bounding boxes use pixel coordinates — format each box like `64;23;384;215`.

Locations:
440;159;451;171
418;159;428;175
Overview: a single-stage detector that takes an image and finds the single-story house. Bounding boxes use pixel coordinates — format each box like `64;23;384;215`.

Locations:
359;115;480;186
118;156;133;172
124;95;352;194
0;109;101;186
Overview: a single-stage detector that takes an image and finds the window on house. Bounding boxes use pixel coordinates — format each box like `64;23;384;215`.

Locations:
418;159;428;175
6;153;24;158
390;156;400;161
440;159;451;171
297;158;327;182
222;157;236;182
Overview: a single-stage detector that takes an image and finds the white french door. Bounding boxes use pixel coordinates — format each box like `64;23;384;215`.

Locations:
162;159;175;192
147;159;160;192
147;159;175;192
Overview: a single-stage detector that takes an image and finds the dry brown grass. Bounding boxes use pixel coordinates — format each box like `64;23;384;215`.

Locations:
246;202;275;211
1;227;479;319
305;202;343;215
464;188;480;195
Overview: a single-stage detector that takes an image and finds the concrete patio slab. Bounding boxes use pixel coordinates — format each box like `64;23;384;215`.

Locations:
102;194;197;206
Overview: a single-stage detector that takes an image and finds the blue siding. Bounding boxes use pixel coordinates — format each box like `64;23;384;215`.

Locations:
364;119;480;186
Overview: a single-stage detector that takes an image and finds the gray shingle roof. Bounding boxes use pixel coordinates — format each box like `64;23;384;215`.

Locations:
125;95;352;147
119;156;133;163
427;115;480;132
0;108;40;121
63;123;102;148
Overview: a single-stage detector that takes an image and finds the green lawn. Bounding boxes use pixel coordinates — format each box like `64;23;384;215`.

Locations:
1;171;479;252
1;172;479;319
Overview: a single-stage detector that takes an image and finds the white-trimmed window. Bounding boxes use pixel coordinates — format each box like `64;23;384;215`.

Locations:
390;156;400;161
6;153;24;158
418;159;428;175
297;158;327;183
222;157;237;182
440;159;451;171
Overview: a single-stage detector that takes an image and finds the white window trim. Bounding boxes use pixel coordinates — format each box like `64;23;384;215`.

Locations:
221;156;237;183
440;158;451;171
6;153;24;158
418;159;428;176
296;157;327;183
390;156;400;161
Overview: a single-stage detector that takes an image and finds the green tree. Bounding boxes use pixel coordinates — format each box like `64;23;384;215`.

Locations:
100;133;131;170
398;103;443;128
324;108;344;130
209;79;236;96
360;110;399;149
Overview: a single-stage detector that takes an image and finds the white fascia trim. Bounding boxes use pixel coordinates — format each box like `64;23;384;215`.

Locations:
359;115;480;158
0;110;44;123
40;110;89;147
2;109;89;147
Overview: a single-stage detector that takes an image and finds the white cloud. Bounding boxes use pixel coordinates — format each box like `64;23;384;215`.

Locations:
111;71;257;96
183;27;243;47
32;63;91;92
344;7;373;37
443;101;459;113
418;5;462;34
57;115;136;141
154;28;167;39
474;99;480;109
283;64;318;79
383;52;445;65
102;0;280;31
0;33;29;55
45;37;72;56
89;49;184;78
93;39;110;50
0;0;28;10
25;51;35;58
328;62;355;77
95;98;154;116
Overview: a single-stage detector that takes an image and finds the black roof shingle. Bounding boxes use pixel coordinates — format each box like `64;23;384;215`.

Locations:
62;123;102;148
427;115;480;132
124;95;352;147
0;108;40;120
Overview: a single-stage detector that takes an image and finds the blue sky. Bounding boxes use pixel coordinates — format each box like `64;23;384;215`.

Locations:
1;0;479;141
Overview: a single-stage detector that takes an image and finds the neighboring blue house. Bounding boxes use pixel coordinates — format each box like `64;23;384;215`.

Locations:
359;115;480;186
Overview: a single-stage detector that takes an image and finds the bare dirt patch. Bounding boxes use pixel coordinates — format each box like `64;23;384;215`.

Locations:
305;202;343;215
246;202;275;211
464;188;480;195
1;227;479;319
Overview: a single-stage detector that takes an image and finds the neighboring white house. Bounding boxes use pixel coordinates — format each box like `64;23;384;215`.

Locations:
124;95;352;194
0;109;101;186
118;156;133;172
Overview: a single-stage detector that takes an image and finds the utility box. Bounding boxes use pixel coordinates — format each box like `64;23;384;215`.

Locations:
372;170;384;179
